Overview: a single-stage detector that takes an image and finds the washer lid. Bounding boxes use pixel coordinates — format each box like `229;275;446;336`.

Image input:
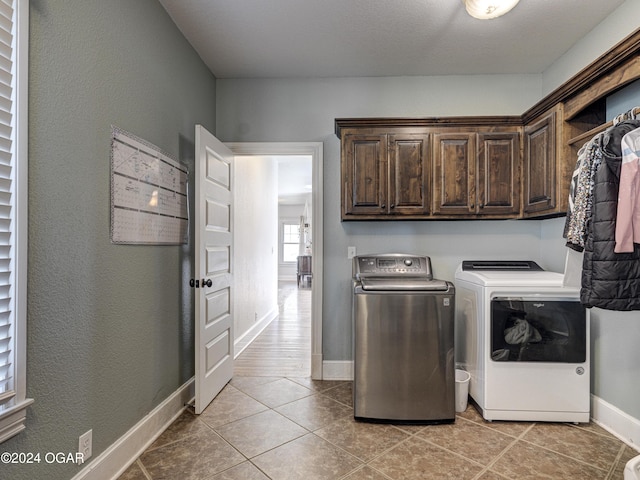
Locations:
455;268;565;287
461;260;543;271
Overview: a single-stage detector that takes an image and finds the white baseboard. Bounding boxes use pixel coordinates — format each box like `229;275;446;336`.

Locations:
591;394;640;452
234;307;278;358
322;360;353;381
71;378;195;480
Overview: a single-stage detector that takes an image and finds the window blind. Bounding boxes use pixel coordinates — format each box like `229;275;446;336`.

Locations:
0;0;30;444
0;0;15;413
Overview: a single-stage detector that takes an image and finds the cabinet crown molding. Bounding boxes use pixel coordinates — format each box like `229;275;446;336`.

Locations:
335;116;522;138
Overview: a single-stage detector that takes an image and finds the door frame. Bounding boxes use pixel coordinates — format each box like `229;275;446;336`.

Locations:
225;142;324;380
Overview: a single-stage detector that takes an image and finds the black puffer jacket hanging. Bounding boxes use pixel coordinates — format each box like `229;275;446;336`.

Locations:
581;120;640;310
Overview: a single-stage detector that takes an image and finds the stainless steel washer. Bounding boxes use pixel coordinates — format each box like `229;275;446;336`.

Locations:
352;254;455;423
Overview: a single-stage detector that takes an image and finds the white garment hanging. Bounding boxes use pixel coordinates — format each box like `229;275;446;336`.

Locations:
614;126;640;253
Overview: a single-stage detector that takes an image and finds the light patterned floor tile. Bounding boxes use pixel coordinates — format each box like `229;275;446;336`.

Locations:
146;410;212;451
214;409;307;458
252;433;363;480
238;377;312;408
342;465;395;480
199;384;269;428
490;439;607;480
522;422;622;470
320;381;353;407
417;417;515;465
140;427;245;479
117;460;149;480
315;415;410;462
275;393;353;430
211;461;271;480
368;436;483;480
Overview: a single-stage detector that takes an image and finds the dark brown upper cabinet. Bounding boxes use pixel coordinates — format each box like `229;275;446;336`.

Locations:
522;106;560;217
476;131;521;216
341;130;429;219
432;129;520;218
432;132;475;215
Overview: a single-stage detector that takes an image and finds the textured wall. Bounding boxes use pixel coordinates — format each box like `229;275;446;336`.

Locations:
2;1;216;479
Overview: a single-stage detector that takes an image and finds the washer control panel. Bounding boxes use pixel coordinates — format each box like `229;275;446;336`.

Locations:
354;254;433;279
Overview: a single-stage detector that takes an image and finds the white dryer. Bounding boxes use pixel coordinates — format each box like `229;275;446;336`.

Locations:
454;260;590;423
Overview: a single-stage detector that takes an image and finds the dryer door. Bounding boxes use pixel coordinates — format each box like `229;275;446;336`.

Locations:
490;297;586;363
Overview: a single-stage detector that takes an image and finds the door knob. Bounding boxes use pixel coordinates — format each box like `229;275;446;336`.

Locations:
202;278;212;288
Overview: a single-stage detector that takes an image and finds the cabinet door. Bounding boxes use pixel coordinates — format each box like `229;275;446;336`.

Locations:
342;133;388;217
388;133;430;216
432;133;475;215
523;110;557;214
477;132;520;216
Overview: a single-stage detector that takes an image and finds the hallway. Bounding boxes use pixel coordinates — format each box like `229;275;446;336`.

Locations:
233;282;311;378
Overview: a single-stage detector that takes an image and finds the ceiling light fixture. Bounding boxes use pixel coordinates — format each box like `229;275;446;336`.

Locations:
462;0;520;19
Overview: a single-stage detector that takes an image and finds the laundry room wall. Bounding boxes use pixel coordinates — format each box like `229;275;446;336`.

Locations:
216;0;640;436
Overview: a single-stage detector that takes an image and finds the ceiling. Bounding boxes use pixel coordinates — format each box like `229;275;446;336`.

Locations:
158;0;625;79
277;156;312;205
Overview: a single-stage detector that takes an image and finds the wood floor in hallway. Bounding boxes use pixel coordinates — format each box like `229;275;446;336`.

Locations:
233;281;311;377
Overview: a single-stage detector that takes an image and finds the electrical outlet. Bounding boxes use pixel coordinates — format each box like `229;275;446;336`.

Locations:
348;246;356;259
78;429;92;463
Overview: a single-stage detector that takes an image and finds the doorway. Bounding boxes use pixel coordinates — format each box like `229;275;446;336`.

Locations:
226;142;323;380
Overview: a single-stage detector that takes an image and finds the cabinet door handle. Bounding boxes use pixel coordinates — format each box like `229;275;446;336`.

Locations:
390;204;395;209
381;204;386;209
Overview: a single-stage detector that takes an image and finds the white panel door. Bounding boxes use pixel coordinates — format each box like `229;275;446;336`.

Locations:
194;125;234;414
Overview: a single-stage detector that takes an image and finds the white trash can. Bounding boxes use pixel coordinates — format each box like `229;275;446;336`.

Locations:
624;454;640;480
455;369;471;413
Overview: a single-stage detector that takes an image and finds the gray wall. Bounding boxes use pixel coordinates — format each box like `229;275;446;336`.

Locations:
3;1;216;479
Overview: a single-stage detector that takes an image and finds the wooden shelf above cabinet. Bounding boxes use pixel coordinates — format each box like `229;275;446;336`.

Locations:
523;27;640;123
567;121;613;148
335;116;522;138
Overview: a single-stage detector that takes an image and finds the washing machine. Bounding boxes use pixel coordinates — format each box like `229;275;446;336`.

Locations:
353;254;455;423
454;260;590;423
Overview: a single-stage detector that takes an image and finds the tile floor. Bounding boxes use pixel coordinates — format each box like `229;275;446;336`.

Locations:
118;377;636;480
117;283;638;479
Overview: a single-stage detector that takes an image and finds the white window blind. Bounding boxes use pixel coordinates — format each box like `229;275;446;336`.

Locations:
0;0;31;444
